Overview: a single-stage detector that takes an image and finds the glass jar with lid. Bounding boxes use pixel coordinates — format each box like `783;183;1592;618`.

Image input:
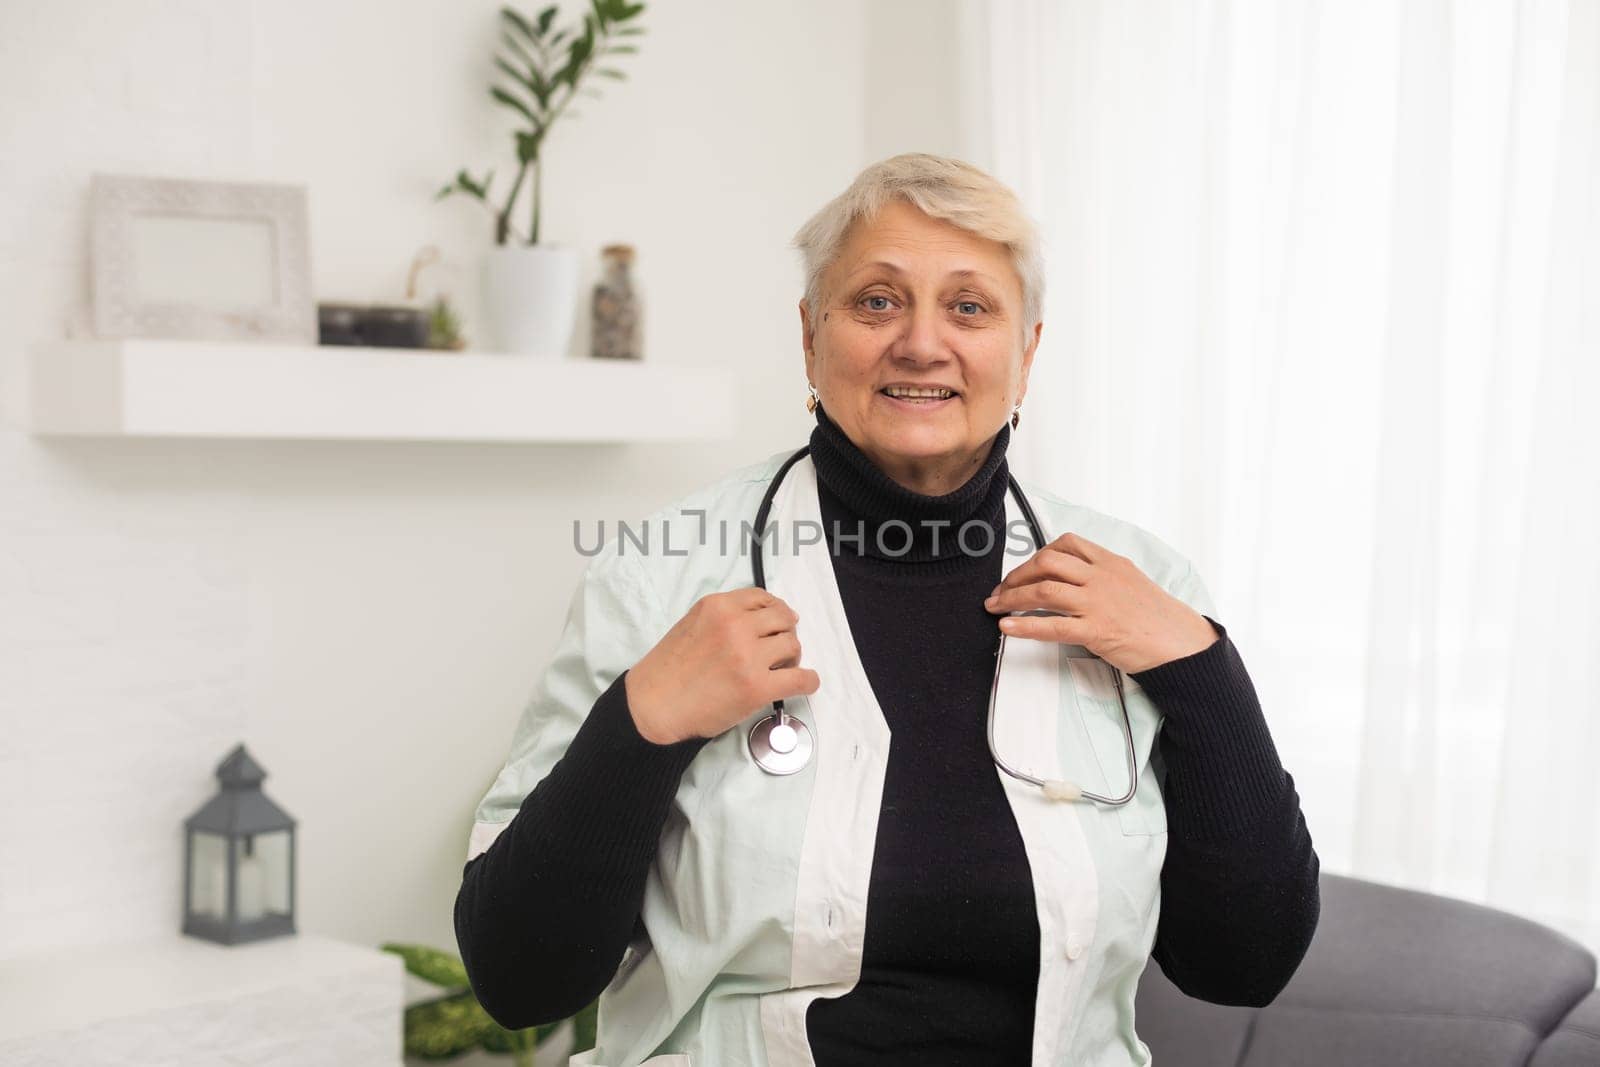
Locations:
590;243;642;360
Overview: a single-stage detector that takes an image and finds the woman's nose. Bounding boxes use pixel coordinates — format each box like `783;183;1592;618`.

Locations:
893;300;947;362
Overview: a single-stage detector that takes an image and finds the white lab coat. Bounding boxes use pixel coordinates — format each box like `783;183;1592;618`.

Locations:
468;448;1217;1066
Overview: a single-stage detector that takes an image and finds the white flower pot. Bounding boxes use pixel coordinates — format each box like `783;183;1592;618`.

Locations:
482;243;580;356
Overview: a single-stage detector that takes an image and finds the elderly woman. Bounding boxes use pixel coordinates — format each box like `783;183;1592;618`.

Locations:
456;153;1319;1066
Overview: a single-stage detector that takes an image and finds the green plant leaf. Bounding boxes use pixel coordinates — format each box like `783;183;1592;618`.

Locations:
495;57;537;97
604;44;639;55
381;943;471;989
490;85;539;124
594;68;627;79
571;20;596;64
614;1;646;19
590;0;609;30
554;26;594;89
500;6;541;44
496;55;551;109
501;30;541;74
536;3;558;34
478;1015;541;1054
612;25;647;36
403;992;496;1059
572;999;599;1052
437;169;491;203
515;130;541;164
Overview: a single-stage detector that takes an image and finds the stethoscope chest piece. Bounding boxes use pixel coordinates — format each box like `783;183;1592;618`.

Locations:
748;711;813;775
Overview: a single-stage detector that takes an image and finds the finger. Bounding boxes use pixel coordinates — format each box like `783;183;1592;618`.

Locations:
755;630;803;669
997;612;1087;645
760;666;821;704
747;601;801;638
1047;531;1108;566
995;548;1092;593
757;592;799;616
735;586;780;610
986;578;1086;615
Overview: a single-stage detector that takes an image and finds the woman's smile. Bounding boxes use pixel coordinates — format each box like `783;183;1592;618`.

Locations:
878;384;961;413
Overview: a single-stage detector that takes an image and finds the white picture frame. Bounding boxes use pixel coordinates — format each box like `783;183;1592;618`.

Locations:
90;173;316;344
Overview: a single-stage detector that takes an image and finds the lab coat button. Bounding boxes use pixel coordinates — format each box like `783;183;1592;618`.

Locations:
1065;937;1084;960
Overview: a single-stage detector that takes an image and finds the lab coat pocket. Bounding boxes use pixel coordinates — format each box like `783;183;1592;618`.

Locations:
1063;656;1167;836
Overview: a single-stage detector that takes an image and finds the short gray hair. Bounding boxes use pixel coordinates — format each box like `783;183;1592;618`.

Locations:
791;153;1045;333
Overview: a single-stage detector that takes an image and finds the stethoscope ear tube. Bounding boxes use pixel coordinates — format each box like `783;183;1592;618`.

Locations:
749;445;812;592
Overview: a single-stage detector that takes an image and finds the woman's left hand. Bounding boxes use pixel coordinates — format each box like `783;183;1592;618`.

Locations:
983;532;1218;674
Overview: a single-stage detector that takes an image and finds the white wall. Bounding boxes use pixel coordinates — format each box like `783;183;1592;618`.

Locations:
0;0;968;967
862;0;971;162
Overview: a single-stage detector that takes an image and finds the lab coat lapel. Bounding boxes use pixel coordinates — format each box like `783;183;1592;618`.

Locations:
996;484;1103;1065
755;453;891;1065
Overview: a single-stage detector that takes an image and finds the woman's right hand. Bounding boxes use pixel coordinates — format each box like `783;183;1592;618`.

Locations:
624;587;821;746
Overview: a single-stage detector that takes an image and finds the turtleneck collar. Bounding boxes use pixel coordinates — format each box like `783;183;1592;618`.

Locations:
807;404;1012;566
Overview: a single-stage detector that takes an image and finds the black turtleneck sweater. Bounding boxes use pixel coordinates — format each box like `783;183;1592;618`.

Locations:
802;407;1040;1061
454;410;1321;1058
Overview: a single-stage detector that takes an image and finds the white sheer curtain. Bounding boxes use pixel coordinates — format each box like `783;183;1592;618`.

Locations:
962;0;1600;955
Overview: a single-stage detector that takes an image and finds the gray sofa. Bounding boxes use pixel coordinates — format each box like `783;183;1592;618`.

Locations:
1136;872;1600;1066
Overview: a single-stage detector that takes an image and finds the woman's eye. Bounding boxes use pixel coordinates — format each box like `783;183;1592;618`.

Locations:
858;295;983;314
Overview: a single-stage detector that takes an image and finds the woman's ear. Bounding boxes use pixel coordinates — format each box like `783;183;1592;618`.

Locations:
1016;320;1042;404
800;298;817;375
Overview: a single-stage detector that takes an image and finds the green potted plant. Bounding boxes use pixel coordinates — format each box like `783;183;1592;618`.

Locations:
383;942;597;1066
439;1;647;357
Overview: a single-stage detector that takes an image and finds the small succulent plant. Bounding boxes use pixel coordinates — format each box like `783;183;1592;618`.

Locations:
427;295;467;351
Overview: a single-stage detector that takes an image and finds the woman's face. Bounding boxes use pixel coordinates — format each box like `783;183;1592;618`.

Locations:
800;198;1041;496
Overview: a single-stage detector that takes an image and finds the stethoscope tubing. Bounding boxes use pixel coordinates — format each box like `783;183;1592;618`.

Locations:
748;445;815;743
747;443;1138;807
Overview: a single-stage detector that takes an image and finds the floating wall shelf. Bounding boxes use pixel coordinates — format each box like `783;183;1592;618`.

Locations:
24;340;734;443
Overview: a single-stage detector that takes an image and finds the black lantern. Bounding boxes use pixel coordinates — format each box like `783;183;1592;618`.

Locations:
182;743;297;945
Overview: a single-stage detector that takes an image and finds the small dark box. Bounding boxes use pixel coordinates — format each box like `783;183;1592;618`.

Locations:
317;303;430;348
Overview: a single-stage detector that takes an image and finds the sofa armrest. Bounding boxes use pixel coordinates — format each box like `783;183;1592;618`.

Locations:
1530;988;1600;1067
1137;872;1597;1067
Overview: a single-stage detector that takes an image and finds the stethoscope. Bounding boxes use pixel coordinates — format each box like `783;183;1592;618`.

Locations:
746;444;1138;806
